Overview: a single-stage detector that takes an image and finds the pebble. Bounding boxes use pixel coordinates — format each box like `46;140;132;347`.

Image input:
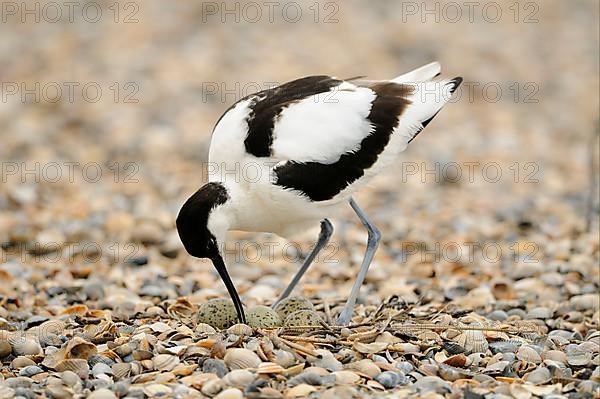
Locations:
374;371;403;389
19;365;44;377
203;358;229;378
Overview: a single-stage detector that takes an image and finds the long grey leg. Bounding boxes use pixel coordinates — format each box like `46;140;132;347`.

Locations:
337;198;381;325
274;219;334;306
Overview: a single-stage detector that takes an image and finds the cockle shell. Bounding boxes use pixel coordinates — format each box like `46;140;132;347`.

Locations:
222;369;255;388
344;359;381;378
111;363;132;380
453;330;489;354
227;324;253;336
55;359;89;379
224;348;261;370
152;354;180;371
257;362;284;374
9;337;42;356
196;323;217;334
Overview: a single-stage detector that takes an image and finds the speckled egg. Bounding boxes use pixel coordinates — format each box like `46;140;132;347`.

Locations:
274;296;314;320
246;305;282;328
197;299;240;330
284;310;324;327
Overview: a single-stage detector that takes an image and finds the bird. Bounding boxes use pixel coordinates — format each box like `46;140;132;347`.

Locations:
177;62;462;326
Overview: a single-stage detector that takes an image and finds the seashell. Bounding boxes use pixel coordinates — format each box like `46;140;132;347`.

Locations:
375;332;401;344
366;380;386;392
60;370;81;387
149;321;171;333
152;354;180;371
197;299;240;330
130;362;143;376
167;297;197;320
227;323;253;336
569;294;599;311
288;371;323;387
113;342;134;357
454;330;488;354
201;378;225;396
0;339;11;358
222;369;254;388
512;359;536;375
483;360;509;375
489;340;522;354
111;363;132;380
60;304;88;316
310;349;342;371
65;337;97;360
203;358;228;378
419;363;439;376
541;350;568;363
434;351;448;363
413;376;451;394
214;388;244;399
516;345;542;364
88;388;118;399
11;356;36;369
284;310;324;328
10;337;42;356
273;349;296;368
88;355;115;368
246;306;282;328
283;363;305;378
143;383;172;397
578;341;599;353
389;342;420;354
437;364;473;381
353;341;389;354
442;341;466;355
224;348;261;370
286;383;317;397
304;366;330;376
332;370;360;385
196;323;217;334
37;319;66;345
525;307;553;319
257;362;284;374
91;362;113;377
55;359;89;379
344;359;381;378
443;354;468;367
163;345;187;356
19;365;43;377
132;350;153;361
523;367;551;384
274;296;314;320
45;385;73;399
566;349;592;366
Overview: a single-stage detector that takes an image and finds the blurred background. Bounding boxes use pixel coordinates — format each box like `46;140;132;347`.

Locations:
0;0;598;309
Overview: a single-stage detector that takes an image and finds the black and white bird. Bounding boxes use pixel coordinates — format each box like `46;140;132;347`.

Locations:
177;62;462;325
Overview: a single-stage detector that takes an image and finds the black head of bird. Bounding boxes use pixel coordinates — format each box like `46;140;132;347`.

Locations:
175;181;246;323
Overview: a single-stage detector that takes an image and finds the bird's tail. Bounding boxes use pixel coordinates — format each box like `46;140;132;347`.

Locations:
392;61;442;84
393;62;462;142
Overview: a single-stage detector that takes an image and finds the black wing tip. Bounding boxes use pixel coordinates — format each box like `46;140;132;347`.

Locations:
449;77;463;94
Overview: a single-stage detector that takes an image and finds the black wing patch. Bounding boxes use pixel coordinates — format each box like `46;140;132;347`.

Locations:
244;76;342;157
274;83;412;201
